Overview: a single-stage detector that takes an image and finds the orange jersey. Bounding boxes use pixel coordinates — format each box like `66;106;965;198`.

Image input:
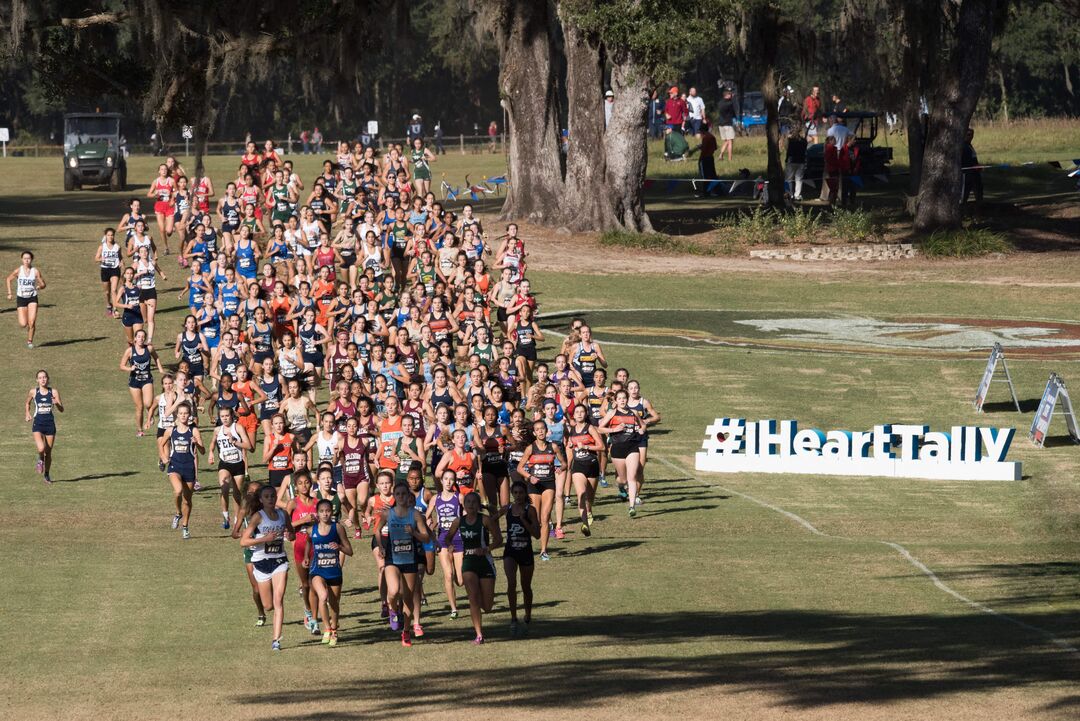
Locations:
269;432;295;471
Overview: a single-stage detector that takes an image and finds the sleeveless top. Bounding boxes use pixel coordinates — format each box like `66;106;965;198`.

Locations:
215;423;245;465
16;267;38;298
310;523;343;577
385;507;417;565
250;509;288;562
99;239;122;269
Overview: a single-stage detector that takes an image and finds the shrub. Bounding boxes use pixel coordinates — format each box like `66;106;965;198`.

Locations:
921;228;1013;257
829;208;881;242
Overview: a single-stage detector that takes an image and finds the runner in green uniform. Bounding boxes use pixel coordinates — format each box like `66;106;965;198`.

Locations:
267;170;297;226
444;491;502;644
410;137;435;197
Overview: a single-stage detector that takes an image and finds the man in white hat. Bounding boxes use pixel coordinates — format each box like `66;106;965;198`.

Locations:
604;90;614;129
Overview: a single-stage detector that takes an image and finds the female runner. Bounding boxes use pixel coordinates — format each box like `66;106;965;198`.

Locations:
118;198;146;244
174;314;209;381
26;369;63;483
410;137;435;197
427;469;463;618
435;428;481;500
264;413;300;507
232;479;268;627
158;402;204;539
513;304;544;390
627;379;662;500
257;355;284;443
306;497;353;646
113;266;144;344
146;164;177;255
406;465;436;634
599;389;647;516
340;415;373;539
372;481;431;647
503;479;540;636
120;329;164;436
285;471;321;635
565;403;604;536
305;412;342;485
477;405;510;511
133;244;167;343
6;250;46;348
516;420;565;561
239;484;292;651
95;228;123;317
443;491;502;644
208;406;252;530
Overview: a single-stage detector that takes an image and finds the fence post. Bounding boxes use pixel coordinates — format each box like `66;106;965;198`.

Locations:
35;145;39;157
459;134;465;155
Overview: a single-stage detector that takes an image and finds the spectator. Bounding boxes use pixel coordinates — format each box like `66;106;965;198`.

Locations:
784;127;807;201
649;90;665;139
663;126;689;160
715;88;737;162
839;134;861;208
407;114;424;143
300;128;310;155
823;135;840;206
686;87;706;137
826;117;850;148
604;90;614;129
827;94;847;117
778;86;796;137
664;86;688;131
802;86;821;142
961;127;983;205
434;122;445;155
488;121;498;153
311;126;323;154
698;122;718;191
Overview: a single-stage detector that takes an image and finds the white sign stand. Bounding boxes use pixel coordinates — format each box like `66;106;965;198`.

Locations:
974;343;1020;413
0;127;8;157
1030;373;1080;447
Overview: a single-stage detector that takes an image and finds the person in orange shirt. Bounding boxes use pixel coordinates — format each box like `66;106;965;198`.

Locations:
232;364;267;454
263;413;299;508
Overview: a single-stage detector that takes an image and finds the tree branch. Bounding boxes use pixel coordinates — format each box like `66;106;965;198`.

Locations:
60;11;130;29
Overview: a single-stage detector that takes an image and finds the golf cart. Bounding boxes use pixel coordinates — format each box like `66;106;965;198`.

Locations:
804;111;893;180
737;91;767;135
63;112;127;191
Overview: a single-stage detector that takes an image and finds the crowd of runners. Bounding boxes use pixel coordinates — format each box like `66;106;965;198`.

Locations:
17;139;661;650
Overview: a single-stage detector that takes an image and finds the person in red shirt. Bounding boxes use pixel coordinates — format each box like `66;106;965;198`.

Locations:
823;135;840;206
802;86;822;142
838;135;862;208
663;86;688;131
697;123;718;196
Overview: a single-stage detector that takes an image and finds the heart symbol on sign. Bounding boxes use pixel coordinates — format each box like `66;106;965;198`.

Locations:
716;432;728;443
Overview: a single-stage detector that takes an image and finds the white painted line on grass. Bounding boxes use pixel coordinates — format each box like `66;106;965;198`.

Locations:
656;456;1080;658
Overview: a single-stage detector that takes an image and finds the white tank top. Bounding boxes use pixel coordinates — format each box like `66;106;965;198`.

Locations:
250;509;287;562
136;259;156;289
100;239;122;269
316;430;341;466
16;267;38;298
216;423;244;464
157;393;175;429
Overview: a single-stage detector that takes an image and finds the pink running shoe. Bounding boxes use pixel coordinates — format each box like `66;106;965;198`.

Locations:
555;527;566;540
35;459;44;474
472;635;484;645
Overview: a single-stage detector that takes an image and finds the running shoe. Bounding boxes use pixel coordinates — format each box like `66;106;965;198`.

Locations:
171;513;181;530
158;460;166;472
136;430;144;438
353;528;362;540
43;473;52;485
401;630;412;647
389;613;401;632
381;603;390;619
35;459;44;475
255;615;266;627
449;609;458;620
554;527;565;540
328;633;338;647
322;630;332;644
182;526;191;539
26;342;33;349
510;620;519;637
271;639;281;652
599;476;609;488
548;525;556;539
222;517;230;530
310;621;321;636
472;635;484;645
193;480;202;491
420;594;427;606
539;551;551;561
617;487;629;501
628;506;637;518
564;496;571;507
105;307;114;318
581;522;591;537
412;623;424;638
587;510;595;525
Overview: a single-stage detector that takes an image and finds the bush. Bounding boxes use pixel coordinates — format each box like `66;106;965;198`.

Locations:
829;208;881;242
713;206;778;245
776;208;822;243
921;228;1013;257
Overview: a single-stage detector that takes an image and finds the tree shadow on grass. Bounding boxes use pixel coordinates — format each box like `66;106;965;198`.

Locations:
36;335;107;348
233;609;1079;717
927;562;1080;610
1041;435;1080;448
55;470;138;483
981;398;1041;414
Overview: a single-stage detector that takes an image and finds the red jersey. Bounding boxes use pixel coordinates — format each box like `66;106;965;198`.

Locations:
269;432;295;471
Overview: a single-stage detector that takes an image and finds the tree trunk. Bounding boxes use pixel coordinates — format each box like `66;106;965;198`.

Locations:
601;58;652;232
492;0;566;224
902;95;925;214
914;0;998;232
997;67;1009;122
1065;59;1074;96
561;19;616;230
758;6;784;209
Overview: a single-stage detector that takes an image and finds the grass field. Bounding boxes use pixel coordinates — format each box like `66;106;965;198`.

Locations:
1;145;1079;721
